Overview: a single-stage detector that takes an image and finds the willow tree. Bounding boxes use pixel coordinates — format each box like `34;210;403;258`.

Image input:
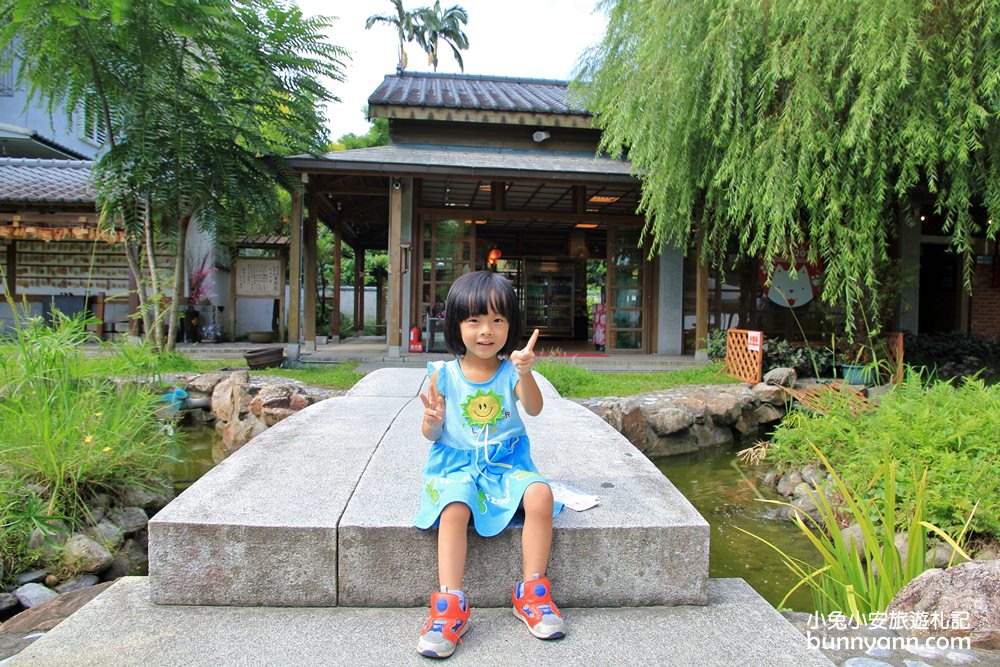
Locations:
1;0;347;350
579;0;1000;322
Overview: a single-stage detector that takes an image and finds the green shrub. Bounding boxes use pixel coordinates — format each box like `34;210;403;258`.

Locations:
765;369;1000;538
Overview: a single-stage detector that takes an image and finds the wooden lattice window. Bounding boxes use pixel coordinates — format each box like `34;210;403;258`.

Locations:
725;329;764;384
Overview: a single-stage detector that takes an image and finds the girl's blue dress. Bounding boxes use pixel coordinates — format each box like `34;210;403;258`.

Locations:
413;358;563;537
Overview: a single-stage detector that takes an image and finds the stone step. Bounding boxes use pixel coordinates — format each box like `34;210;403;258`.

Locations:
338;390;709;608
6;577;834;666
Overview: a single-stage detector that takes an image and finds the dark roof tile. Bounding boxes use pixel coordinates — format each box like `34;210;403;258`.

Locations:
369;72;588;116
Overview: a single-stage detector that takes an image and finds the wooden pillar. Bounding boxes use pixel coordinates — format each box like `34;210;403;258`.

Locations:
288;186;304;347
388;180;403;350
332;222;342;339
228;249;237;342
304;195;317;346
354;246;365;333
4;241;15;297
695;230;709;360
93;293;105;341
278;248;287;343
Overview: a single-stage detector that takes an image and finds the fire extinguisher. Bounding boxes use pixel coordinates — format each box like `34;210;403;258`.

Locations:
409;326;424;353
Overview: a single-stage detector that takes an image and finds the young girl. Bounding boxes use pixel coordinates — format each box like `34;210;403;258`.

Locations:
413;271;565;659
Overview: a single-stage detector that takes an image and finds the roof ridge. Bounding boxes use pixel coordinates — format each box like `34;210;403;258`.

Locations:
382;71;570;87
0;157;95;168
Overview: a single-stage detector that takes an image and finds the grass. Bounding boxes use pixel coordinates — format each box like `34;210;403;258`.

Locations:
534;360;740;398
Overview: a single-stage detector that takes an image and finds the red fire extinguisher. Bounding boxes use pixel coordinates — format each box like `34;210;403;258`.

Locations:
409;326;424;353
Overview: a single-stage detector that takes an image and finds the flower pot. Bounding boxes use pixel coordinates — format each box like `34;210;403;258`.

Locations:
840;364;872;385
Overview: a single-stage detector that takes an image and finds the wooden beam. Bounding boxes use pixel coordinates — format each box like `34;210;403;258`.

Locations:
332;224;342;339
4;242;15;297
288;188;303;345
695;230;709;359
278;249;287;343
304;195;317;344
354;245;365;333
416;206;642;225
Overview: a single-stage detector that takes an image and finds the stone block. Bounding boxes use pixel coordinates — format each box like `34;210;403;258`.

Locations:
148;396;409;606
338;395;709;608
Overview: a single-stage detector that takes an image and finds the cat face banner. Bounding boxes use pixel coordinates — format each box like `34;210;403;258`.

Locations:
758;248;823;308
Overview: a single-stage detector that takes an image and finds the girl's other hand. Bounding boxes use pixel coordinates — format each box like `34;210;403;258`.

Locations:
419;379;446;432
510;329;540;376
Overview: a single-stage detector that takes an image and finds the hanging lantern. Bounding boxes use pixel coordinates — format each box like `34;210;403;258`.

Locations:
486;246;502;268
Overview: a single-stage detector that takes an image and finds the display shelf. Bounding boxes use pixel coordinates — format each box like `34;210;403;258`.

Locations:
523;258;574;337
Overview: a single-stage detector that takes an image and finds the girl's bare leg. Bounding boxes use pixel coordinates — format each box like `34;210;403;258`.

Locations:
438;502;471;589
520;482;554;581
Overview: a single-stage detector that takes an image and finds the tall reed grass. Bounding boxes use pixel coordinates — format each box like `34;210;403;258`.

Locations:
0;301;174;578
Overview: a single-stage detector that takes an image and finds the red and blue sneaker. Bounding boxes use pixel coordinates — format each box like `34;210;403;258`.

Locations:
512;575;566;639
417;589;470;658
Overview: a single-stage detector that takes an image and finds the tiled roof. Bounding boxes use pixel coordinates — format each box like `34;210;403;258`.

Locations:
0;158;96;203
291;145;633;182
368;72;589;116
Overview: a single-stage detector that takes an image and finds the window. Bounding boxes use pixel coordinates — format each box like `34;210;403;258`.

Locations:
78;94;107;145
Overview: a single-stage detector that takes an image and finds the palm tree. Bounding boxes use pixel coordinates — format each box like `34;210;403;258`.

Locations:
413;1;469;72
365;0;419;70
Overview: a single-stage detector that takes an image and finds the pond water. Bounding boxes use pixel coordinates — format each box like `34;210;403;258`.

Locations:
656;446;820;612
171;424;820;612
170;423;226;492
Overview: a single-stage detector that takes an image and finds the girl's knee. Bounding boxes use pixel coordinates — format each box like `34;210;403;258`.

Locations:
522;482;554;514
440;502;471;525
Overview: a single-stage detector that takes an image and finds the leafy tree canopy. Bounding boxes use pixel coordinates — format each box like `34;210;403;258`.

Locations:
579;0;1000;317
330;117;390;151
1;0;348;349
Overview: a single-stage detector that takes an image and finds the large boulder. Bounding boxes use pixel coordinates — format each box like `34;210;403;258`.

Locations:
764;367;797;388
886;559;1000;649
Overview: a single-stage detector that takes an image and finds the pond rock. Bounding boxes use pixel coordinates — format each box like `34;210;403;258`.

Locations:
26;522;71;563
102;538;149;580
121;485;172;513
185;372;228;395
13;583;57;609
752;381;787;404
646;407;695;436
776;470;803;497
0;592;18;616
61;534;113;574
763;367;797;387
886;559;1000;649
3;582;113;635
753;403;784;424
54;574;100;594
13;569;47;587
86;520;124;551
107;507;149;534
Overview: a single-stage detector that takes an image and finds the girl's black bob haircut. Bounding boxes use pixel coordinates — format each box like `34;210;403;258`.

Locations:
443;271;522;358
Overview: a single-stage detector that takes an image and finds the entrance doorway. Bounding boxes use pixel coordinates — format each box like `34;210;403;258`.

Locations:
919;244;963;333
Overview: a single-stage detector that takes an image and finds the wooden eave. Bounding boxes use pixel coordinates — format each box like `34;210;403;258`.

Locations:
368;104;594;129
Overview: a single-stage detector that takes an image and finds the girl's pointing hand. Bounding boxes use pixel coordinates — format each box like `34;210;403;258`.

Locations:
510;329;540;376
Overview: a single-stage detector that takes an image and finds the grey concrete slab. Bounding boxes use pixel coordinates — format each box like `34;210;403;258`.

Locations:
338;392;709;608
148;396;408;606
346;367;426;397
7;577;834;666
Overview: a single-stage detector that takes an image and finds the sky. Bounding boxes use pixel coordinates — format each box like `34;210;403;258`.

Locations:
295;0;609;138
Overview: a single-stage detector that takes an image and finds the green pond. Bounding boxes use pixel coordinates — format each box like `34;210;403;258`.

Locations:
172;425;819;612
655;446;820;612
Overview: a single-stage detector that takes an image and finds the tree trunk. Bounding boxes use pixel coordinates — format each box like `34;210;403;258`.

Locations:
142;201;164;352
165;213;192;353
123;240;150;339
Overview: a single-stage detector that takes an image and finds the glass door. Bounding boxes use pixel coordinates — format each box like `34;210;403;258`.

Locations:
607;225;645;351
419;218;474;351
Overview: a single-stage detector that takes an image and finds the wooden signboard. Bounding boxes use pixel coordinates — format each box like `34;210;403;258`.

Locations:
235;258;282;298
